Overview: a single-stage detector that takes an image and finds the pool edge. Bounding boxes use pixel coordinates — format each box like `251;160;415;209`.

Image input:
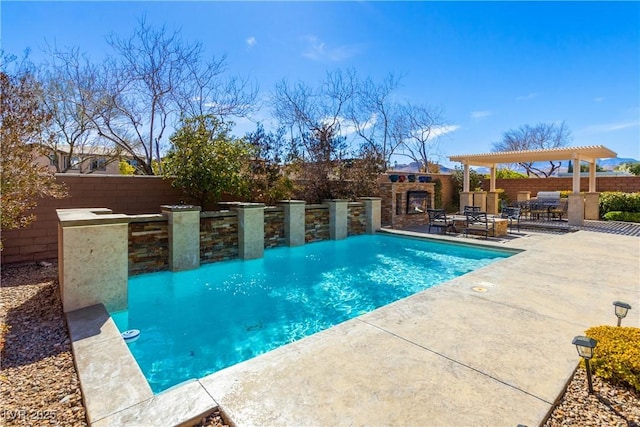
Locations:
66;304;220;426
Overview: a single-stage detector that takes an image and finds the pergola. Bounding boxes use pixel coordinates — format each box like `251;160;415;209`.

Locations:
449;145;617;225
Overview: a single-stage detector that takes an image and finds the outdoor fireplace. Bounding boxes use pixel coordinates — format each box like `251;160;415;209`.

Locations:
406;191;430;214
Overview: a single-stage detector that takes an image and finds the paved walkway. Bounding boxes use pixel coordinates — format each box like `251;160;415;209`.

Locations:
197;227;639;426
72;225;639;426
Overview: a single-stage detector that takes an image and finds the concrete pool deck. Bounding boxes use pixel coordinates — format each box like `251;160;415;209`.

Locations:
68;228;640;426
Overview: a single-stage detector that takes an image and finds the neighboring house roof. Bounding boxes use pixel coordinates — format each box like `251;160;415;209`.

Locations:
48;144;141;158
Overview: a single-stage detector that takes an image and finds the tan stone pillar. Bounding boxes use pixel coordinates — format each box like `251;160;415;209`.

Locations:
473;191;487;211
57;209;128;313
326;199;349;240
517;191;531;202
568;193;585;226
486;192;500;215
235;203;265;259
459;192;473;213
279;200;306;246
584;193;600;220
162;205;201;272
360;197;382;234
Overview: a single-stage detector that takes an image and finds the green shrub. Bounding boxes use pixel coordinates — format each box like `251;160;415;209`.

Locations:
495;168;527;179
603;211;640;223
585;325;640;392
559;190;573;199
599;192;640;216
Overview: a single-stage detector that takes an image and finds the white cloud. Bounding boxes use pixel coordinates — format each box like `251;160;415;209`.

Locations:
470;111;492;119
246;36;257;48
301;35;359;62
430;124;460;138
515;93;538;101
581;121;640;133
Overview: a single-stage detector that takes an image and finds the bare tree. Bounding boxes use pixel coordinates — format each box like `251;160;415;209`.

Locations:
176;54;258;119
492;122;572;177
273;69;354;144
85;18;256;175
272;70;367;202
347;72;404;169
40;47;123;173
393;102;448;172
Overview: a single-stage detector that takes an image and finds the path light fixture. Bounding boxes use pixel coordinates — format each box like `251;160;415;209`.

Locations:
613;301;632;326
572;335;598;393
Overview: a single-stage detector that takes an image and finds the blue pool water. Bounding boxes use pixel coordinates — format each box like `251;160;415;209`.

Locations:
111;234;512;393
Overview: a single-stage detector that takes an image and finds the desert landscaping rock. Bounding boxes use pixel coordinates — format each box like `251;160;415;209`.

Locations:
1;261;637;426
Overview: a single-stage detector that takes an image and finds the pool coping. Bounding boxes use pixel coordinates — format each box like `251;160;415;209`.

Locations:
67;228;640;426
66;304;219;426
67;230;520;426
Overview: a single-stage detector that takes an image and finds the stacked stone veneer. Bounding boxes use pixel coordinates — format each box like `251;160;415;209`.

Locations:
264;207;286;249
200;212;239;264
126;201;375;275
305;205;331;243
380;182;436;228
59;199;381;311
128;221;169;275
347;203;367;236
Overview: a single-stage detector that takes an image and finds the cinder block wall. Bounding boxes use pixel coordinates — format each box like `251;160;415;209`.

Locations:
483;176;640;202
2;174;186;264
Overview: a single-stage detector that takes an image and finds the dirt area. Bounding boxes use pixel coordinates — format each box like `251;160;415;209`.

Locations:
1;261;638;426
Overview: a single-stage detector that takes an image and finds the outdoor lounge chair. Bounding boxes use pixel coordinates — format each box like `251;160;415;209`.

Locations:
464;211;494;239
427;209;454;234
500;206;521;233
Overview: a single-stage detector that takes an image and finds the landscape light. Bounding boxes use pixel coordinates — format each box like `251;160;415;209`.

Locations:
613;301;632;327
572;335;597;393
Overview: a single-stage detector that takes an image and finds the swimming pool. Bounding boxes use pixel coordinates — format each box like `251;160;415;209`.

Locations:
111;233;513;393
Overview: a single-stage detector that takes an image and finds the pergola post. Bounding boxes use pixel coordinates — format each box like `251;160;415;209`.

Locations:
568;153;584;226
572;153;581;194
489;165;496;192
463;163;470;192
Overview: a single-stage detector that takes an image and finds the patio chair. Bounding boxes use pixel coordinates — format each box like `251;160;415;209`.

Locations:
500;207;521;233
464;211;494;239
548;199;568;221
463;205;481;214
427;209;454;234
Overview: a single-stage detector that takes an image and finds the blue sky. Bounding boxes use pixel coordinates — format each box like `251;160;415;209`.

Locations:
2;1;639;166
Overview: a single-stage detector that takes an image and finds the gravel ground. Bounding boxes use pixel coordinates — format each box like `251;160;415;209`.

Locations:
1;261;638;427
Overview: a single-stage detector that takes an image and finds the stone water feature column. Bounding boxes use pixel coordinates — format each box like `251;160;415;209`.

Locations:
57;208;129;313
360;197;382;234
326;199;349;240
235;203;266;259
279;200;306;247
162;205;201;272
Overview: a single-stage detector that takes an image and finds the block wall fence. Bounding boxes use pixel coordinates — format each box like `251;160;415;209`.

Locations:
483;176;640;202
2;173;639;265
